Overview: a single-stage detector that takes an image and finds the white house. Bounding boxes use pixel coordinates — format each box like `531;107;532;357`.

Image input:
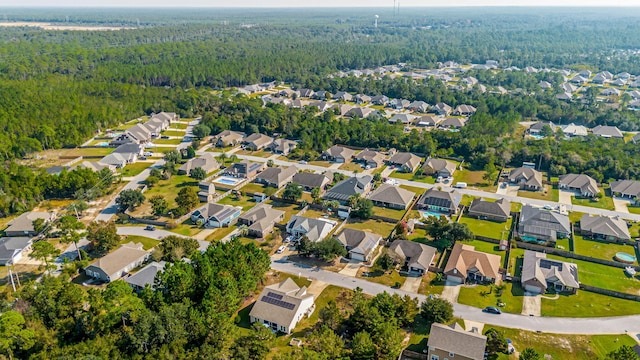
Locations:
249;278;315;334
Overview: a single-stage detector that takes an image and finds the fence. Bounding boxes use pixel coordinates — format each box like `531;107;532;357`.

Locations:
400;350;427;360
580;284;640;302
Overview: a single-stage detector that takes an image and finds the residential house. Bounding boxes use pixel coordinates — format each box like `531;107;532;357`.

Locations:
125;261;167;292
578;69;592;78
591;73;608;84
609;180;640;200
561;123;589;137
286;216;337;242
368;184;415;210
388;113;416;124
72;161;116;173
323;175;372;204
178;153;220;175
389;240;437;275
601;88;621;96
422;158;457;178
345;106;375;119
249;278;315;334
190;203;242;228
612;79;627;87
556;92;573;101
538;80;552;89
528;121;556;136
197;181;216;202
591;125;624;139
517;205;571;245
335;228;381;262
332;104;354;116
311;91;331;100
100;143;144;168
415;115;442;127
322;145;356;163
353;149;386;169
270;138;297;156
254;166;297;189
570;75;588;85
388;98;411;110
85;242;150;282
244;133;275;151
508;167;543;191
370;95;390;106
444;243;502;284
332;91;353;102
580;214;631;243
561;83;578;93
237;203;285;238
467;198;511;222
521;250;579;294
309;101;333;112
453;104;477;116
212;130;245;147
461;76;478;86
0;237;33;265
629;90;640;100
439;117;467;129
427;322;487;360
558;174;599;197
223;160;265;178
387;152;422;173
630;79;640;88
297;88;314;98
291;171;332;192
407;101;430;113
416;188;461;215
354;94;371;104
617;72;632;80
4;211;56;237
633;133;640;144
433;102;453;116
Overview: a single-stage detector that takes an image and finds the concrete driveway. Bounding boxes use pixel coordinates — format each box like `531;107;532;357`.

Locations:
339;261;362;277
496;183;519;197
558;189;574;205
521;292;542;317
613;197;631;213
400;276;423;293
440;281;462;302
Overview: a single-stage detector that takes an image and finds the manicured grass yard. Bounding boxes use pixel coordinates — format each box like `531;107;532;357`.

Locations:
455;169;496;191
302;208;331;219
357;264;406;288
338;162;364;172
518;185;559;202
266;201;302;223
457;282;524;314
390;171;436;184
547;254;640;294
629;222;640;238
571;190;614;210
141;174;198;209
152;138;183;145
308;160;332;167
119;162;153;177
488;325;638;360
66;147;115;157
205;226;237;242
170;122;189;129
120;235;160;250
345;219;396;237
460;216;512;240
461;239;506;263
628;205;640;215
573;234;637;264
372;206;406;220
217;194;258;211
418;272;446;296
541;290;640;317
162;130;187;137
399;184;426;195
235;149;273;158
151;146;180;153
239;182;269;194
168;220;203;237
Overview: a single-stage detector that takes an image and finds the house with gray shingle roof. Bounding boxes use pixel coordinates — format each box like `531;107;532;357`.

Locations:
4;211;56;237
517;205;571;245
508;167;543;191
335;228;381;262
389;240;437;275
354;94;371;104
254;166;297;189
521;250;578;294
292;172;332;192
238;203;285;238
427;323;487;360
190;203;242;228
439;117;467;129
407;101;430;113
468;198;511;222
423;158;457;178
332;91;353;102
580;214;631;243
591;125;624;139
415;115;442;127
345;106;375;119
0;237;33;265
417;188;461;215
453;104;477;116
558;174;599;197
433;102;453;116
212;130;245;147
286;216;337;243
125;261;167;292
353;149;386;168
610;179;640;200
243;133;275;151
85;242;150;282
178;153;220;175
388;113;416;124
323;176;373;204
367;184;415;210
249;278;315;334
387;152;422;173
370;95;389;106
270;138;297;155
322;145;356;163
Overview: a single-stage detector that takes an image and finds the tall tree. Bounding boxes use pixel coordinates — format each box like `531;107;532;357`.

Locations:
30;241;60;272
175;187;200;213
282;182;303;202
115;189;145;213
484;328;508;355
86;221;121;255
420;297;454;324
57;215;86;260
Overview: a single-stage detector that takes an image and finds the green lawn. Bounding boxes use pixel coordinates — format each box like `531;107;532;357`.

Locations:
235;149;273;158
372;206;406;220
266;201;302;223
460;194;475;207
358;265;406;288
141;174;198;209
541;290;640;317
628;206;640;215
461;239;506;263
217;194;258;211
206;226;237;242
120;235;160;250
153;138;183;145
418;272;446;296
67;147;115;157
571;191;614;210
460;216;512;240
308;160;332;167
629;222;640;238
338;162;365;172
507;248;525;277
119;162;153;177
162;130;187;137
488;326;638;360
390;171;436;184
510;202;522;212
168;220;202;237
518;185;559;202
240;182;269;194
152;146;180;153
573;234;637;264
457;282;524;314
345;219;396;237
455;169;496;191
170;123;189;129
399;184;426;195
546;254;640;294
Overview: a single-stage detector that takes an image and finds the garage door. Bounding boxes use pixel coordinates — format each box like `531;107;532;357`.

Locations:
446;275;463;284
350;252;365;262
524;284;542;294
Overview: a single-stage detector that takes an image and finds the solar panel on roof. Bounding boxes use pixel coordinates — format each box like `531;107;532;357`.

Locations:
539;259;563;271
266;292;283;300
261;296;296;310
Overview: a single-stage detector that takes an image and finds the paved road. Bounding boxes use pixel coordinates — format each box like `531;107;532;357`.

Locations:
271;259;640;335
116;226;188;240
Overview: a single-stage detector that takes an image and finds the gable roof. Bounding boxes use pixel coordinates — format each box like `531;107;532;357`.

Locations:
178;153;220;174
440;117;467;128
508;167;543;188
125;261;167;289
418;188;461;212
193;203;242;222
519;205;571;236
214;130;245;144
287;216;336;242
239;203;285;235
454;104;477;115
354;149;386;166
323;145;356;160
428;323;487;360
468;198;511;219
561;123;588;136
423;158;457;174
609;180;640;198
388;113;416;124
272;138;297;152
87;242;148;279
249;278;313;330
255;166;298;187
0;237;32;265
390;240;437;271
522;250;579;289
388;152;422;171
445;243;502;282
591;125;624;138
4;211;55;236
558;174;598;195
244;133;275;148
324;176;372;202
415;115;442;126
580;214;630;240
292;172;331;189
345;106;375;118
335;228;381;257
368;184;415;208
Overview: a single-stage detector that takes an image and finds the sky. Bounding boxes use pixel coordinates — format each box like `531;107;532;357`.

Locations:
0;0;638;7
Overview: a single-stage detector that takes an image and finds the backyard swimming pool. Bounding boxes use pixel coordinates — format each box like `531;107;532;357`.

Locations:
422;211;446;219
615;252;637;264
213;176;243;187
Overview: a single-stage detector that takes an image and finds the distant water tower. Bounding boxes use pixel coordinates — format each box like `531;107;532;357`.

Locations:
374;15;379;28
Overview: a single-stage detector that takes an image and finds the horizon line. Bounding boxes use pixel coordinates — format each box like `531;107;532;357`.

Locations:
1;5;640;8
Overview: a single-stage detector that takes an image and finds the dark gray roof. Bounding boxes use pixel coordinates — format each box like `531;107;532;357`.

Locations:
418;189;461;212
428;323;487;360
519;205;571;237
368;184;415;208
610;180;640;198
592;125;623;138
580;215;630;240
292;172;331;189
113;143;143;154
390;240;437;271
0;237;32;265
468;198;511;218
558;174;598;195
323;176;372;202
336;228;381;258
522;250;579;290
125;261;167;289
255;166;297;187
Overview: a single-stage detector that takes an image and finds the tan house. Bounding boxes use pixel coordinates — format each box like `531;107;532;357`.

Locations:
427;323;487;360
423;158;457;178
387;152;422;173
521;250;579;294
212;130;245;147
271;138;298;155
367;184;415;210
353;149;386;169
178;153;220;175
237;203;285;238
389;240;437;275
254;166;297;188
244;133;275;151
249;278;315;334
444;243;501;285
322;145;356;163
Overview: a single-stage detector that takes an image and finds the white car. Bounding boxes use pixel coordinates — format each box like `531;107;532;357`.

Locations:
276;245;286;254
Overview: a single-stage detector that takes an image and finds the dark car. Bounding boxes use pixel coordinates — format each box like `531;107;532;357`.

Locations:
144;225;156;231
483;306;502;314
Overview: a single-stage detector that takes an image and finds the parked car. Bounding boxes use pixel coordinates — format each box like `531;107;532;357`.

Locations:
161;135;170;139
276;245;286;254
483;306;501;314
144;225;156;231
144;151;154;157
299;160;308;164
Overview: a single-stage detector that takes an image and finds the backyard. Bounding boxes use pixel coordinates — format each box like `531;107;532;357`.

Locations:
457;282;524;314
541;289;640;317
217;194;258;211
119;162;153;177
454;169;496;191
265;201;302;223
119;235;160;250
460;216;512;240
344;219;396;237
460;239;507;264
573;234;637;264
372;205;406;220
